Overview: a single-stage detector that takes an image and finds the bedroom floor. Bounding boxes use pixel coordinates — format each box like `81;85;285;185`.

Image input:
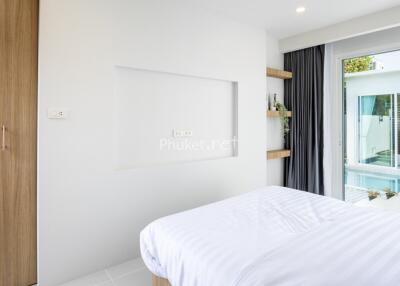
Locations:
58;259;151;286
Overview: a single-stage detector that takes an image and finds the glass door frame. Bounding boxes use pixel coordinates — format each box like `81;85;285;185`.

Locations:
329;46;400;201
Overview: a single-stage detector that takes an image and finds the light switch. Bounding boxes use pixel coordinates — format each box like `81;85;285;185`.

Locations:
47;108;68;119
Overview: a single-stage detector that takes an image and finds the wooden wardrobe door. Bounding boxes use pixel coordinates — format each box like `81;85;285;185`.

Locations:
0;0;38;285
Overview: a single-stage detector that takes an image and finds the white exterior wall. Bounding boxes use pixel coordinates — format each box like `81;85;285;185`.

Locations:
345;71;400;167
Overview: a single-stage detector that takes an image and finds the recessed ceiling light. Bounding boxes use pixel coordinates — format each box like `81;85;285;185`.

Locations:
296;6;306;14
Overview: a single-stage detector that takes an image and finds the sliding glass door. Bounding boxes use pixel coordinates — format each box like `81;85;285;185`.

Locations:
343;50;400;203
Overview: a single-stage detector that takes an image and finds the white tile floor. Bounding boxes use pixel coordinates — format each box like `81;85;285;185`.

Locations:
58;259;152;286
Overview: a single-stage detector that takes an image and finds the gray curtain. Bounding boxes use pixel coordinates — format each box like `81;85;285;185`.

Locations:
284;45;325;195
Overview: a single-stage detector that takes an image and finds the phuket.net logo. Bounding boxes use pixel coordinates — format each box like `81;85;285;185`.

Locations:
159;137;238;152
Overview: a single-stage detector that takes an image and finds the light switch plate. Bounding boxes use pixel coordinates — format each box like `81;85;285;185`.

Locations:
47;108;69;119
173;129;193;138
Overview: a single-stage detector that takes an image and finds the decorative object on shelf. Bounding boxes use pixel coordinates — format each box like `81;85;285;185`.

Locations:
367;190;380;201
275;102;290;137
271;93;277;111
270;94;276;111
384;188;396;199
268;94;272;111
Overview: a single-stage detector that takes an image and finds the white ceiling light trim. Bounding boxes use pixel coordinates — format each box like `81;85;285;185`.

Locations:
296;6;306;14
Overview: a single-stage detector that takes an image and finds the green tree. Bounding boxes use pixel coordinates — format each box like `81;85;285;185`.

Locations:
344;56;374;73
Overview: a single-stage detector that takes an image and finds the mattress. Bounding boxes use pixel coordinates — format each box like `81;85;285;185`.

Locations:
140;186;400;286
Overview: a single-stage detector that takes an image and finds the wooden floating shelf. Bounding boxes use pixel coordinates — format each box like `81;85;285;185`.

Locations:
267;110;292;117
267;149;291;160
266;67;292;79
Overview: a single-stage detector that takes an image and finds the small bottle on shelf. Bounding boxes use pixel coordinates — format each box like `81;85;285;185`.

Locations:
272;93;277;111
267;94;272;111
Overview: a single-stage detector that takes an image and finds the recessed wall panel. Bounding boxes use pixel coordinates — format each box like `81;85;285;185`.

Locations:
114;66;238;169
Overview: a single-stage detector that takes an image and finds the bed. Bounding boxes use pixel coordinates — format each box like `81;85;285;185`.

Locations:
140;186;400;286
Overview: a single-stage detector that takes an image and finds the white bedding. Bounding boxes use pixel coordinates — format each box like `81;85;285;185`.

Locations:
140;186;400;286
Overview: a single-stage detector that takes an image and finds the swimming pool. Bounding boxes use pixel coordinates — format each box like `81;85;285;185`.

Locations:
345;168;400;193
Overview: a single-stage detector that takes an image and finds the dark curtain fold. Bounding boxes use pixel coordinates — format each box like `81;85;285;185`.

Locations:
284;45;325;195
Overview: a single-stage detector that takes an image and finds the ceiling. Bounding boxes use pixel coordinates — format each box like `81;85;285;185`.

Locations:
182;0;400;39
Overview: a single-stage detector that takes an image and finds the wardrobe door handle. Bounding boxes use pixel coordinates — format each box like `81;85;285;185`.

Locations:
1;125;6;151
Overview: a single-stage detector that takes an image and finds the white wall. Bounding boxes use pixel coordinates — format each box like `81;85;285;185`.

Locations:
266;34;285;186
38;0;268;285
114;67;238;168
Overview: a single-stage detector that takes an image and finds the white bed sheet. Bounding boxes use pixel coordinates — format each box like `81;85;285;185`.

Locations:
140;186;400;286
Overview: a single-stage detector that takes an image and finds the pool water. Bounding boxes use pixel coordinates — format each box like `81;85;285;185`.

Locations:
345;169;400;193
